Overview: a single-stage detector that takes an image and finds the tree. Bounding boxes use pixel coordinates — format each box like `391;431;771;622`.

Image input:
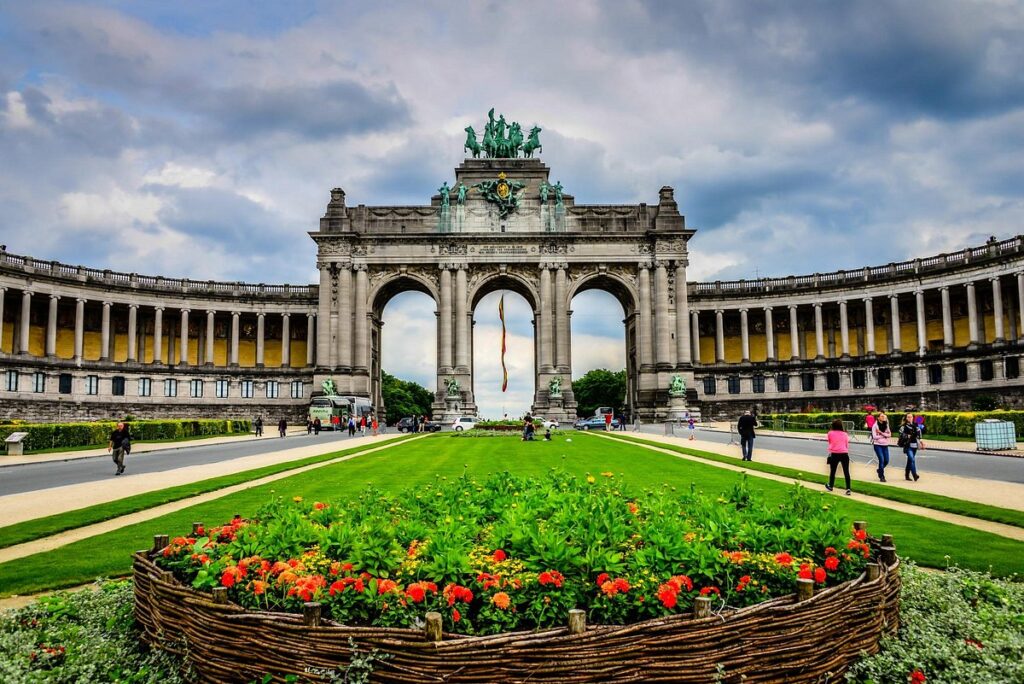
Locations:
572;369;626;418
381;372;434;424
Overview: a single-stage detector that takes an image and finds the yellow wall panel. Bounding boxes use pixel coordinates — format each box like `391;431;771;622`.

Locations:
55;328;75;358
83;331;103;360
952;317;970;347
239;340;256;367
290;340;308;367
28;326;45;356
1;321;14;353
213;339;228;366
750;334;768;362
699;336;714;361
264;340;282;367
723;336;742;364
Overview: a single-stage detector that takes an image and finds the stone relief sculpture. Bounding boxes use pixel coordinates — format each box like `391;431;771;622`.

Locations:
438;182;451;209
321;378;338;396
548;377;562;397
456;182;468;205
669;374;686;396
445;377;460;397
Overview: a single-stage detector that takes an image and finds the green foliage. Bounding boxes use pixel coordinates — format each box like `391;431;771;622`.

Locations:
761;410;1024;440
971;394;1001;411
847;563;1024;683
380;371;434;423
0;419;251;452
572;368;626;417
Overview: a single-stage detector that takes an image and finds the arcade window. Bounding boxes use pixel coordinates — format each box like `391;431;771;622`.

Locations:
1006;357;1020;380
927;365;943;385
164;379;178;397
826;371;840;391
752;374;765;393
266;381;279;399
775;374;790;392
801;372;815;392
727;376;740;394
189;379;203;398
215;380;230;398
4;371;18;392
138;378;152;397
59;373;73;394
877;368;891;388
241;380;255;399
111;376;125;396
953;362;968;383
32;372;45;393
290;380;304;399
703;377;717;395
980;360;994;381
852;370;866;389
902;367;917;387
85;375;99;395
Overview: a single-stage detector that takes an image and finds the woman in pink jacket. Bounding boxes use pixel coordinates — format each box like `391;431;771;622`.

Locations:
826;419;852;495
870;412;892;482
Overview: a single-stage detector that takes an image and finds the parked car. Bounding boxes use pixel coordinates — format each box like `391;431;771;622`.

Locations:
395;417;442;433
574;416;619;430
540;418;560;429
422;420;442;433
451;416;478;431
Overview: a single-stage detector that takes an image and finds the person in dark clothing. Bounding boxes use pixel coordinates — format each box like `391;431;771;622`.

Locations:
313;417;321;435
108;422;130;476
898;413;925;481
278;418;287;438
254;416;264;437
306;419;313;435
736;410;758;461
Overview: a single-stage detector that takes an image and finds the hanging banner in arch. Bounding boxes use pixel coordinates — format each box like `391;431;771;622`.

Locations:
499;294;508;392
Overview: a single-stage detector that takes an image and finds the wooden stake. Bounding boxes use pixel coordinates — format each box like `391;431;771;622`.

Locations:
866;563;880;581
568;609;586;634
693;596;712;618
152;534;169;553
880;545;896;566
192;522;204;535
425;612;443;642
303;602;322;627
797;578;815;602
212;587;228;604
853;521;867;532
881;533;893;546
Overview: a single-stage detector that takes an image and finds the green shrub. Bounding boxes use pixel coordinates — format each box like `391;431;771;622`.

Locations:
0;419;252;452
761;411;1024;439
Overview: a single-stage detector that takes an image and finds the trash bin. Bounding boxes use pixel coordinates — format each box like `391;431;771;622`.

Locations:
974;420;1017;451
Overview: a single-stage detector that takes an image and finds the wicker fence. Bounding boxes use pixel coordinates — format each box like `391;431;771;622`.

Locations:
133;534;900;683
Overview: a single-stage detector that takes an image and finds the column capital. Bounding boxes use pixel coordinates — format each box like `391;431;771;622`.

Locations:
180;308;190;314
889;292;900;300
231;310;241;317
637;260;653;270
154;305;165;312
306;312;316;319
281;311;291;318
862;295;873;303
76;297;87;304
102;300;113;307
813;301;822;309
788;303;799;311
939;285;949;292
49;293;61;301
762;305;773;312
739;307;748;313
714;308;724;315
256;311;266;319
352;263;368;272
128;303;138;309
990;275;1002;283
206;309;216;316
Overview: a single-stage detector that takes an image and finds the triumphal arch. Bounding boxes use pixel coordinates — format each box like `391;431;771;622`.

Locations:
310;110;696;422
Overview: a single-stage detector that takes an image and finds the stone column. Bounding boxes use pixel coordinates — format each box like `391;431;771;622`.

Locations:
228;311;240;366
281;313;291;367
675;261;691;365
889;294;902;354
101;301;112;361
555;264;569;371
46;294;59;357
863;297;875;356
940;286;953;350
838;300;850;358
74;298;85;363
179;309;189;365
789;305;800;361
539;265;554;372
317;263;333;368
438;266;453;372
764;307;775;361
1017;273;1024;344
654;262;674;366
813;303;825;359
127;304;138;362
454;266;468;371
205;310;215;365
915;289;927;356
306;314;316;366
991;276;1005;345
690;310;701;364
714;309;725;363
18;290;31;355
739;308;750;363
354;265;369;370
338;265;353;368
256;312;266;366
0;287;5;353
966;281;979;348
153;306;164;363
638;264;654;367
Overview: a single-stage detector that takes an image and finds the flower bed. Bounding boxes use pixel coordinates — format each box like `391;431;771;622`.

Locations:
136;472;901;682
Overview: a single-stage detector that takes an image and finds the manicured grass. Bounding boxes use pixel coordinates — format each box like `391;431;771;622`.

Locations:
2;433;1023;597
602;432;1024;529
0;435;418;550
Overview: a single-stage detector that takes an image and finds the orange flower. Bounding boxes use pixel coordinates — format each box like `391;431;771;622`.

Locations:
600;580;618;597
774;552;793;567
377;579;400;595
492;592;511;609
613;577;630;593
538;570;564;588
313;502;327;510
628;502;639;515
595;573;610;587
252;580;267;595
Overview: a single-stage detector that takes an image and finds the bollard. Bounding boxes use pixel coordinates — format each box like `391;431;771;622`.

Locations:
796;578;815;602
152;534;169;554
192;522;204;535
881;533;893;546
866;563;880;581
880;545;897;567
212;587;228;604
693;596;712;618
568;609;586;634
853;521;867;532
303;602;322;627
664;421;675;436
424;612;443;642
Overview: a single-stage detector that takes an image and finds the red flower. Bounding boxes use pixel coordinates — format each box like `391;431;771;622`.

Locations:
377;579;400;595
596;573;610;587
443;584;474;606
252;580;267;595
600;580;619;597
824;546;837;556
854;529;867;541
798;564;813;580
909;669;926;684
614;577;631;593
628;502;639;515
657;585;678;609
814;567;827;584
313;502;327;510
699;586;720;597
965;638;984;650
538;571;564;588
406;584;425;603
220;566;244;588
492;549;507;563
775;552;793;567
452;608;461;623
736;575;752;592
824;556;840;572
329;580;346;596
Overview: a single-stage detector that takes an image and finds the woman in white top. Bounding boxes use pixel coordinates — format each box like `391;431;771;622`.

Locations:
870;412;892;482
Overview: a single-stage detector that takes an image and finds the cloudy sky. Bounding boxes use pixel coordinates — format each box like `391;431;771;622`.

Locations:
2;1;1023;416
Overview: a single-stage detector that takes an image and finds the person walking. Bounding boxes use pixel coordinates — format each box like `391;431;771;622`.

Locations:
254;416;264;437
313;417;322;435
898;413;925;481
825;419;852;495
604;412;613;431
870;412;892;482
687;416;696;441
371;416;379;436
348;416;356;436
278;418;287;438
306;418;313;435
736;410;758;461
108;421;130;476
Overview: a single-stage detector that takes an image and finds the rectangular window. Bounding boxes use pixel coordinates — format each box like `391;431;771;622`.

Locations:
877;368;891;388
801;372;815;392
702;377;717;395
190;379;203;398
902;366;917;386
215;379;230;398
32;372;45;393
111;376;126;396
1006;357;1020;380
85;375;99;395
59;373;73;394
852;369;866;389
775;374;790;392
240;380;254;399
980;360;994;381
290;380;304;399
927;364;943;385
751;375;765;393
4;371;18;392
953;362;968;383
266;380;279;399
164;378;178;397
138;378;152;397
825;371;840;391
727;376;740;394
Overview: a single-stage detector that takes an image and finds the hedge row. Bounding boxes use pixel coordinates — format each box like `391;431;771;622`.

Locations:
0;419;252;453
761;411;1024;438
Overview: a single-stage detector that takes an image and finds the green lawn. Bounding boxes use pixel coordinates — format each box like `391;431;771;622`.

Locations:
2;433;1022;597
0;435;418;550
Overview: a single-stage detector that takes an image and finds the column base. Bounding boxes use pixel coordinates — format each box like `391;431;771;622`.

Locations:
993;339;1006;347
966;343;979;350
839;354;851;361
942;345;953;352
865;352;876;359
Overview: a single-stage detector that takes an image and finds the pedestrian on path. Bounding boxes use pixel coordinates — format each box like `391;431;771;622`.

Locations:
360;415;367;434
254;416;264;437
898;413;925;481
687;416;696;440
371;416;379;436
278;418;287;438
306;418;313;435
108;421;130;476
870;412;891;482
604;412;613;431
737;410;758;461
313;417;321;435
348;416;356;437
825;419;852;495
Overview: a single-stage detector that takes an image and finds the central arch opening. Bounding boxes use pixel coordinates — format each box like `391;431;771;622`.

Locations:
374;279;437;426
471;281;536;421
570;276;634;421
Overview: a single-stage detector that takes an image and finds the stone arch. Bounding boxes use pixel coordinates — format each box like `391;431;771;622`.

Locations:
370;272;439;318
568;270;639;316
469;271;540;312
